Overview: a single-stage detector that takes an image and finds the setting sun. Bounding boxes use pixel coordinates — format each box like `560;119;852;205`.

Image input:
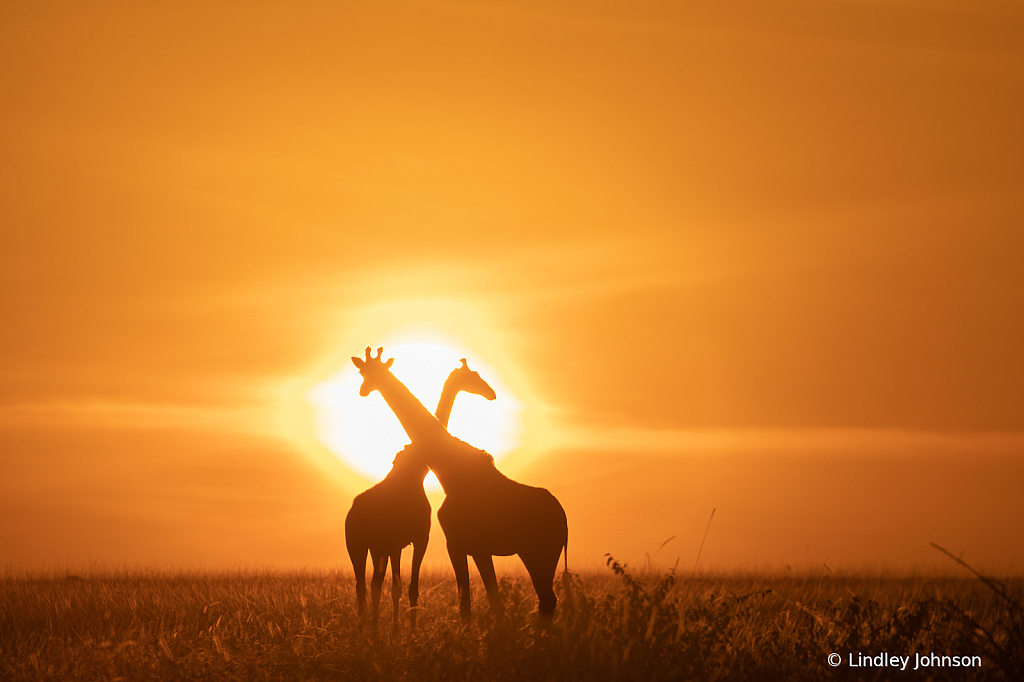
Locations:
307;341;522;489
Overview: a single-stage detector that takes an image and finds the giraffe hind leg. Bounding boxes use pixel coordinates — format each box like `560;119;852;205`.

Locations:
520;549;560;619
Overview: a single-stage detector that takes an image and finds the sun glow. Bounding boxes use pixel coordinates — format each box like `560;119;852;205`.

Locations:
307;341;522;490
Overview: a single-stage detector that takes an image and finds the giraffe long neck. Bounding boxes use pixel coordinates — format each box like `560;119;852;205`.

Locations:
425;379;501;495
434;376;462;428
376;371;449;444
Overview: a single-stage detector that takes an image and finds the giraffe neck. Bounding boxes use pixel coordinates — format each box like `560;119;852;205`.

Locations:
434;376;462;428
376;371;449;444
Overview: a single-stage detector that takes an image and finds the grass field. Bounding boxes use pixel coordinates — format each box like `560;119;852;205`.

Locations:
2;559;1021;681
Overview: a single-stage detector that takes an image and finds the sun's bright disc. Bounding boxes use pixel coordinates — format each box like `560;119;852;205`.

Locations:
307;342;521;490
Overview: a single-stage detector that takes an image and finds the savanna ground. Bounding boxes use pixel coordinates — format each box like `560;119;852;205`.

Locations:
2;558;1021;681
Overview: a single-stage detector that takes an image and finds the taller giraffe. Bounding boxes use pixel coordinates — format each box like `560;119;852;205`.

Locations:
352;346;568;621
346;351;495;631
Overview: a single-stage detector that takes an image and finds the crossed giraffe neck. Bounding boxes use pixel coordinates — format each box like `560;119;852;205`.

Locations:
351;348;496;445
389;358;498;482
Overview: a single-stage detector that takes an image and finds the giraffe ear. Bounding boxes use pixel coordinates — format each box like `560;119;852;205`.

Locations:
351;357;365;369
384;357;394;369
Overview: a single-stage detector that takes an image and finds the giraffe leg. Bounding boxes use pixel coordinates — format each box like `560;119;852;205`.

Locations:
409;540;427;629
390;550;403;635
520;549;560;619
348;543;368;626
472;554;504;618
448;546;472;623
370;551;388;630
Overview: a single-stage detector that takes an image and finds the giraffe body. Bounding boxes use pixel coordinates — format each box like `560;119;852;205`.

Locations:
430;439;568;620
345;447;430;631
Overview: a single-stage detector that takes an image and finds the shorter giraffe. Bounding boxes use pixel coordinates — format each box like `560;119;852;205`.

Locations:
345;352;495;631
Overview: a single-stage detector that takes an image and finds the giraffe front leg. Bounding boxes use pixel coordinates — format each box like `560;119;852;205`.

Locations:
447;545;472;623
348;544;368;626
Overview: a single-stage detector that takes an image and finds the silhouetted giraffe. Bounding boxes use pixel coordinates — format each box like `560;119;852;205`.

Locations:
352;346;568;622
345;352;496;631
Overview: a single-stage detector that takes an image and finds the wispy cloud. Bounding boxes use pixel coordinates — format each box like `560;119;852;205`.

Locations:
0;401;274;433
551;424;1024;457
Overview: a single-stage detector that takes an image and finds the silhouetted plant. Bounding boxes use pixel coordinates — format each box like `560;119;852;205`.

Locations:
932;542;1024;680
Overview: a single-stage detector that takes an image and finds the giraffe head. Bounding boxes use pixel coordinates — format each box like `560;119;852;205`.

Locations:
351;346;394;397
445;358;497;401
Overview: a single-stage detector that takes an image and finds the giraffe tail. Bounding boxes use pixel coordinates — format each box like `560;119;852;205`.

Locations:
563;532;569;572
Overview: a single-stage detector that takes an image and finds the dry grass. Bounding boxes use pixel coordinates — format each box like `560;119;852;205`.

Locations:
1;561;1020;681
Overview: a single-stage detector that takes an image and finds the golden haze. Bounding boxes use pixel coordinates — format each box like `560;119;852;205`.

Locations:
1;1;1022;573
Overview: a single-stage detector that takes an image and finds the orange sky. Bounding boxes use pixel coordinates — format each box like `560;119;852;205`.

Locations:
1;1;1022;574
